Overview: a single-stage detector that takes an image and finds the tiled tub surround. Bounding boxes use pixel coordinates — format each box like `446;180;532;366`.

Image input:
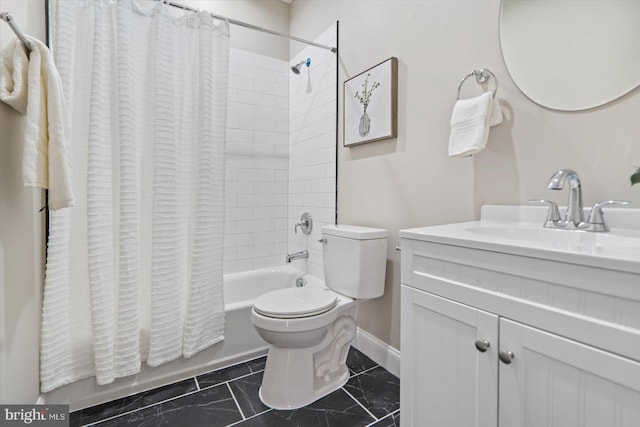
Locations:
288;23;338;280
70;347;399;427
225;48;290;274
225;23;338;280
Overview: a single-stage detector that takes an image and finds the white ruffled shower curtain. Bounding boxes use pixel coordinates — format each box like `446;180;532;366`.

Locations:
40;0;229;392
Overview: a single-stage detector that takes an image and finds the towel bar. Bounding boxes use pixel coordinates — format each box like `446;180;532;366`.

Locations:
456;68;498;100
0;12;32;52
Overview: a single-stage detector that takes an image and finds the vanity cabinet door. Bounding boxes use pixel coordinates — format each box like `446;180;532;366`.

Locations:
499;318;640;427
401;285;498;427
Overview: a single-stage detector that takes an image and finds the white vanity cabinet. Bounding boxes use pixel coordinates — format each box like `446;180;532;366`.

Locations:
401;287;498;426
498;318;640;427
400;229;640;427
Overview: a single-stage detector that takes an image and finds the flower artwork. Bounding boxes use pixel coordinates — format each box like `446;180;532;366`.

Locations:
343;57;398;146
354;74;380;137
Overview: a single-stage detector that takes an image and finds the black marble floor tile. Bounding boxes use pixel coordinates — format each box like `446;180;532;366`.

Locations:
246;356;266;372
344;366;400;419
233;388;375;427
70;378;197;427
95;384;242;427
228;371;270;417
198;356;267;389
69;352;400;427
346;346;378;375
369;410;400;427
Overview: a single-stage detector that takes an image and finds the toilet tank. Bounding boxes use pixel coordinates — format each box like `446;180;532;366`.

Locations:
322;225;387;299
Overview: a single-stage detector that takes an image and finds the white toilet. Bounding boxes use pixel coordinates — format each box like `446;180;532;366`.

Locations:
251;224;387;410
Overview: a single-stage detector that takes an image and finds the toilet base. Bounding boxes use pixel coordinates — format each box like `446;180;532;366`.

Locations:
258;368;349;410
257;315;356;410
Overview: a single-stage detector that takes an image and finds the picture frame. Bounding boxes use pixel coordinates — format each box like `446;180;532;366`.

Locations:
343;57;398;146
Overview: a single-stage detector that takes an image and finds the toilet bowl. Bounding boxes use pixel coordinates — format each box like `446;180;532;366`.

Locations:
251;279;357;409
251;225;387;410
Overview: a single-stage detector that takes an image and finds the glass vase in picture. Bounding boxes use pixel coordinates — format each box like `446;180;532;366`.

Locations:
359;111;371;136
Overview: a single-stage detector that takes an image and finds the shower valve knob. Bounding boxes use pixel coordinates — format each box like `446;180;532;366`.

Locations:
294;212;313;235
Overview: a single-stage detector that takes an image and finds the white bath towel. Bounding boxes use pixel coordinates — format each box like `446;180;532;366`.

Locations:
0;36;74;209
448;91;501;158
0;39;28;113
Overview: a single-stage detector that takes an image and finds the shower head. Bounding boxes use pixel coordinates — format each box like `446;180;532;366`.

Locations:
291;60;304;74
291;58;311;74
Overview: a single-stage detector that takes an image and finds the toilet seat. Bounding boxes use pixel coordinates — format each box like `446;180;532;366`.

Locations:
254;287;338;319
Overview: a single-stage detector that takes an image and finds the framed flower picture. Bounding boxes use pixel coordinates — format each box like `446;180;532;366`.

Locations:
343;57;398;146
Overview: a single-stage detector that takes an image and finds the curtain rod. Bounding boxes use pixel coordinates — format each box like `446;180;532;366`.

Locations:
161;0;337;53
0;12;33;52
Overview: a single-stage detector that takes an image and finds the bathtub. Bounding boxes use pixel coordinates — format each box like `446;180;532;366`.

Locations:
43;265;306;411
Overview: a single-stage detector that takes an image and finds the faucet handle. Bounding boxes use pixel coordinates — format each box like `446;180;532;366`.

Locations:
587;200;630;228
528;199;561;222
294;212;313;235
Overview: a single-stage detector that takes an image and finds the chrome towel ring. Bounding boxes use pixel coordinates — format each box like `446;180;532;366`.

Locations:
456;68;498;100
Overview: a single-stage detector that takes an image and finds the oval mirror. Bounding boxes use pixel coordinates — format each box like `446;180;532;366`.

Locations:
499;0;640;111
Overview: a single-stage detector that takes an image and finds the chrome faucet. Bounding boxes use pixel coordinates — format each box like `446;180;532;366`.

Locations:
286;250;308;263
529;168;630;232
547;168;584;226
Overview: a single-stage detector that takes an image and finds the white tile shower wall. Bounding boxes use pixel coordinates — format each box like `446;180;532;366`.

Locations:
288;23;338;279
225;49;289;274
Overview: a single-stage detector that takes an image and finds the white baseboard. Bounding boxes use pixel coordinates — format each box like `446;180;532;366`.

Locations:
352;327;400;377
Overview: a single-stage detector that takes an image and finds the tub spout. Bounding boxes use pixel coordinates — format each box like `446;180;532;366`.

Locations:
286;250;308;263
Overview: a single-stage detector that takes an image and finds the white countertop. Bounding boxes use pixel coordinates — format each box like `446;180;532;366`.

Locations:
400;205;640;275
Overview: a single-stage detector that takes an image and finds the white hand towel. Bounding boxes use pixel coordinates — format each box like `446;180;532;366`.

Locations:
448;91;493;157
489;96;503;127
0;36;74;209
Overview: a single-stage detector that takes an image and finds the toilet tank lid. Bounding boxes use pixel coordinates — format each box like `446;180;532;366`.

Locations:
322;224;387;239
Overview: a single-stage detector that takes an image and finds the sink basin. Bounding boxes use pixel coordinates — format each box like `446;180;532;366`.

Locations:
464;225;640;256
399;205;640;273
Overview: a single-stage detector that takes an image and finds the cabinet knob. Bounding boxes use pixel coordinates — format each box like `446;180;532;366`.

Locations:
498;350;515;364
474;339;490;353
